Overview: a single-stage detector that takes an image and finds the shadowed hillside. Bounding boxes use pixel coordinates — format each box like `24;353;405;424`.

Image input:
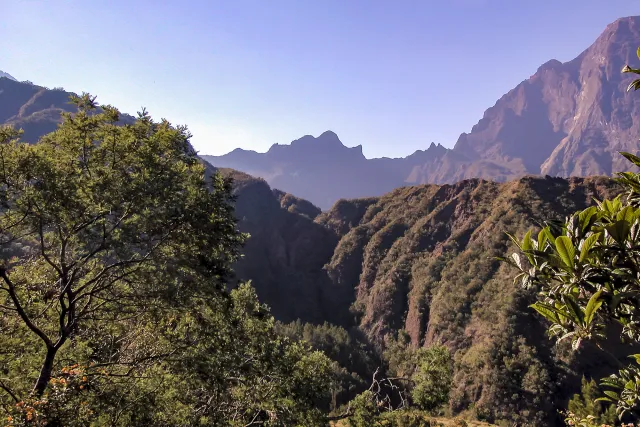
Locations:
228;174;626;424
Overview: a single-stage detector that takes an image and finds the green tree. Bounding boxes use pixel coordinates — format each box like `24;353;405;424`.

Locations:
568;377;617;424
0;94;336;426
503;47;640;424
410;346;452;413
383;333;452;414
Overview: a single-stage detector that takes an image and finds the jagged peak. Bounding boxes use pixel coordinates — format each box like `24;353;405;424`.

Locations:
0;70;16;81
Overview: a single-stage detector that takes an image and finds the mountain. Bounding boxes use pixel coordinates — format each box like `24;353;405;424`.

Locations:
1;72;637;423
0;70;16;81
202;133;447;210
203;16;640;209
219;168;628;424
203;131;425;209
269;175;627;424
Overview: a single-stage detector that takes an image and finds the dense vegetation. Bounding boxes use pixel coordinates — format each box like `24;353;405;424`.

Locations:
2;43;640;426
0;96;338;426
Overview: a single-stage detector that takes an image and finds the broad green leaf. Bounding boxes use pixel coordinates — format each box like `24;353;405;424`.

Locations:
602;390;620;401
579;233;600;262
537;228;548;251
521;230;533;252
555;236;575;269
606;219;631;243
584;290;603;326
563;294;584;324
580;207;598;233
529;303;560;324
616;205;635;223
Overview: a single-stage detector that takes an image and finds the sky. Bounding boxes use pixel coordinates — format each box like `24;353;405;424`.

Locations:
2;1;639;158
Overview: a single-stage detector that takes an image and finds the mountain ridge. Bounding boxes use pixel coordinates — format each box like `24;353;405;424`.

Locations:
0;70;17;81
0;70;632;423
203;15;640;209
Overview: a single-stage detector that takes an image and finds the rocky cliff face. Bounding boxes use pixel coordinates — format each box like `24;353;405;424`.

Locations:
438;16;640;181
204;16;640;209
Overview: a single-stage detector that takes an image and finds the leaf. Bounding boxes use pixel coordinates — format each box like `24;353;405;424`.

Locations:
584;290;603;326
579;233;600;263
529;303;560;324
505;232;521;249
510;252;522;269
637;46;640;60
555;236;575;269
521;230;533;252
620;151;640;168
563;294;584;324
602;390;620;401
627;79;640;92
616;206;635;223
578;207;597;233
606;220;631;243
537;228;548;251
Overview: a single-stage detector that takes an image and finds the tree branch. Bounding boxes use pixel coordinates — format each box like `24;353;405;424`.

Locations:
0;267;52;347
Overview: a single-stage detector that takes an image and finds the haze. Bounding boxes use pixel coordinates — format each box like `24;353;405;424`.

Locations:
2;0;638;158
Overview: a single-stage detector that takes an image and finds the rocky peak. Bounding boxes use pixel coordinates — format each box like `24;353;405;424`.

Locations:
0;70;16;81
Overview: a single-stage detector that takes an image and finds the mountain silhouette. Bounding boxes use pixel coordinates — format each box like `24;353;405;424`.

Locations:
203;16;640;209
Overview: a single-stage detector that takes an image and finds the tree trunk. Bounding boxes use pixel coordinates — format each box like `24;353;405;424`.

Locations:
33;346;57;396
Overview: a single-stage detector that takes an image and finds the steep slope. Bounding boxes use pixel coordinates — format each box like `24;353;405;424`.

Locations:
426;16;640;182
0;78;138;142
313;175;624;424
217;168;341;324
0;71;17;81
204;16;640;209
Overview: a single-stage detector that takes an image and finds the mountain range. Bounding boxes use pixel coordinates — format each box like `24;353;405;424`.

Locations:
203;16;640;209
2;16;640;422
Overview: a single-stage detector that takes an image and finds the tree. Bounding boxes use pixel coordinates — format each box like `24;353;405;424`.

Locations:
502;47;640;424
410;346;452;413
0;94;336;425
567;377;616;424
383;333;453;414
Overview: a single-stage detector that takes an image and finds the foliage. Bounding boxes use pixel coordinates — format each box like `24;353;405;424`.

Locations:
622;47;640;92
275;320;379;408
384;332;453;414
345;390;379;427
0;95;337;425
567;377;617;425
504;150;640;423
411;346;453;412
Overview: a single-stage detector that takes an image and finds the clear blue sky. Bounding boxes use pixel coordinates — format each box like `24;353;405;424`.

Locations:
2;1;639;158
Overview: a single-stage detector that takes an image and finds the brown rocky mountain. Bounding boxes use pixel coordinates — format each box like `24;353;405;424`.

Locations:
203;15;640;210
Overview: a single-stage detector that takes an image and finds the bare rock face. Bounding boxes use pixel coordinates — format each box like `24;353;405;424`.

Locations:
393;16;640;184
204;16;640;209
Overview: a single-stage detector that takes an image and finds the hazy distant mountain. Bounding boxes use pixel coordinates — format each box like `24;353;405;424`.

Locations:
0;70;16;81
203;134;448;209
204;16;640;209
203;132;447;209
